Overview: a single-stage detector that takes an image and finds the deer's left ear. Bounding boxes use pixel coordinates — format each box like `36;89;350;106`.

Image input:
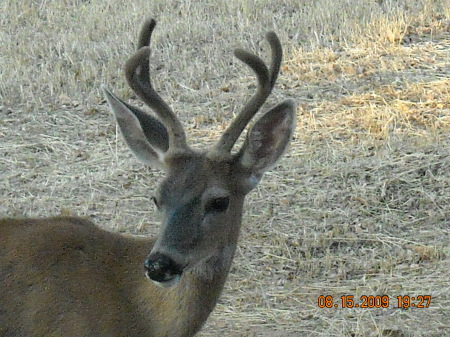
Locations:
236;99;296;187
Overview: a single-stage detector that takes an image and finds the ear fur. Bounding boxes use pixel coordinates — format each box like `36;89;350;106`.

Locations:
237;99;296;186
102;86;168;170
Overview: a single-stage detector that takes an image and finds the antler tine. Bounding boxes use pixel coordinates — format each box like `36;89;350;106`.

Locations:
124;19;188;152
266;32;283;87
213;31;282;154
137;18;155;50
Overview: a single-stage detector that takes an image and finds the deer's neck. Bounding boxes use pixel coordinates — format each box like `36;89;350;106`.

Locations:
168;244;236;335
125;239;237;337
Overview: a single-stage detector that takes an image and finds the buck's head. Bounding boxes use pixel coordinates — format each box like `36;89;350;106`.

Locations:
103;19;295;287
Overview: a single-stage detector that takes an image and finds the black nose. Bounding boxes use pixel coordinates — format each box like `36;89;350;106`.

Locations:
144;252;184;283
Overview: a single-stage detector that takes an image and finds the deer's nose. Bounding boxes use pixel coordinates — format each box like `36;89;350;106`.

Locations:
144;252;184;287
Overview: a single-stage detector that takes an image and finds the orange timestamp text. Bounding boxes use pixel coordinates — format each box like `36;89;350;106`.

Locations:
317;295;431;309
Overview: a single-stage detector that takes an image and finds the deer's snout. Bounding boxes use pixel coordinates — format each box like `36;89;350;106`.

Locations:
144;252;185;287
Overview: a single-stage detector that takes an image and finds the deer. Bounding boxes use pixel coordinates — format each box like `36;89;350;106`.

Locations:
0;19;296;337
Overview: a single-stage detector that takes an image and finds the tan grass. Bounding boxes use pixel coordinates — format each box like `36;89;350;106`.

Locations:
1;0;449;336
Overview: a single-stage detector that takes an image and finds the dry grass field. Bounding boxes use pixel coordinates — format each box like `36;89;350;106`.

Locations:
1;0;449;336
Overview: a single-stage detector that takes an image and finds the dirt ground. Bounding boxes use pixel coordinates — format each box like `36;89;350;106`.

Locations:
1;1;449;336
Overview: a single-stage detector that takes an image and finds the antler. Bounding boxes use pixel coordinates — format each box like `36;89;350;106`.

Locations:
124;19;188;152
213;32;282;154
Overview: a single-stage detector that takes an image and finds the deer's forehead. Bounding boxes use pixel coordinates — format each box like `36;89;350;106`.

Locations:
159;156;233;199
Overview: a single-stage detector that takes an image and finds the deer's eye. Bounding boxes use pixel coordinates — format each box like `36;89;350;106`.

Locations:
205;197;230;214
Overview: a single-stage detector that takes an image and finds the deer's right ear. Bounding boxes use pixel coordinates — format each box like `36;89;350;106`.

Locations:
102;86;168;170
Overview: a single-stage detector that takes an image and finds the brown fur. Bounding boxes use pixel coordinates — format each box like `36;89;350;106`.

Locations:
0;217;230;337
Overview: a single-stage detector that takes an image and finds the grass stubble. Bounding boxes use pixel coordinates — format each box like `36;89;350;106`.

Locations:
1;0;449;336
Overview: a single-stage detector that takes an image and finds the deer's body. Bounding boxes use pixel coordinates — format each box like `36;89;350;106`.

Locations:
1;216;230;337
1;19;295;337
